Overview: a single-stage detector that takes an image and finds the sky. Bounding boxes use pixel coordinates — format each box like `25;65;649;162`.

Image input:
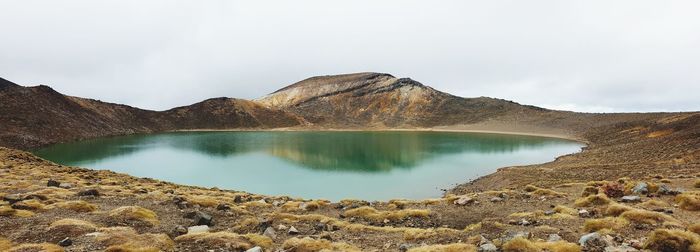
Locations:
1;1;699;112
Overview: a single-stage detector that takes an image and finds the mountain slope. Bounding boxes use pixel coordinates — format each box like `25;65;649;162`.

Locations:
257;72;545;127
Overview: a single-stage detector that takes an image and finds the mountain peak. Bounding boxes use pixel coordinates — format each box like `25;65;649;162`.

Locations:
0;77;19;90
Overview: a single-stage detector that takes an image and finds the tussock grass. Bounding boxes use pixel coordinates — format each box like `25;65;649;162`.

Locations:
638;199;670;209
644;229;700;252
583;217;629;232
690;223;700;235
175;232;268;250
575;194;611;207
553;205;578;215
619;209;680;226
11;199;45;210
282;237;360;252
604;203;635;216
343;206;430;222
94;227;173;252
48;218;97;235
524;185;567;197
0;206;33;217
675;192;700;211
48;200;97;212
0;237;12;251
407;243;476;252
502;237;581;252
694;180;700;188
108;206;159;226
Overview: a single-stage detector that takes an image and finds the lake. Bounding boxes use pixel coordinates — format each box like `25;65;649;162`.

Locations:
33;131;583;201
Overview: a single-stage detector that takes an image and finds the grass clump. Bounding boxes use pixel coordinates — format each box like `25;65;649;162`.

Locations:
639;199;671;209
575;194;611;207
619;209;680;226
694;180;700;188
174;232;262;250
604;203;635;216
583;217;629;232
11;199;45;210
94;227;173;252
343;206;430;222
108;206;159;226
553;205;578;215
644;229;700;252
675;192;700;211
0;206;33;218
48;218;98;235
407;243;476;252
282;237;360;252
48;200;97;212
502;237;581;252
0;237;12;251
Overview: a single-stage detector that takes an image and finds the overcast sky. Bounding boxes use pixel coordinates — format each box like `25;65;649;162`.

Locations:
1;1;699;112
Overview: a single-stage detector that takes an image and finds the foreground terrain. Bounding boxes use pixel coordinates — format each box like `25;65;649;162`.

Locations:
1;73;699;251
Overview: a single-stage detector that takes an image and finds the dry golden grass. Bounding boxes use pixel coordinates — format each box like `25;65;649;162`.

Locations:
694;180;700;188
0;205;33;218
108;206;159;226
553;205;578;215
174;232;256;250
242;234;273;250
644;229;700;252
502;237;581;252
583;217;629;232
619;209;680;226
638;199;671;209
0;237;12;251
574;194;611;207
282;237;360;252
48;200;98;212
231;217;260;233
524;185;567;197
604;203;635;216
407;243;476;252
11;199;45;210
94;227;173;252
675;192;700;211
343;206;430;222
48;218;98;235
647;129;673;138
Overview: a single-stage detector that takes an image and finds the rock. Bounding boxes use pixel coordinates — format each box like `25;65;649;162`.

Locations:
579;232;611;251
47;179;60;187
187;225;210;234
288;226;299;235
314;223;326;231
3;194;23;204
578;209;590;218
59;183;73;189
58;237;72;247
194;212;213;226
478;243;498;252
300;202;318;211
632;183;648;194
216;203;231;211
621;195;641;203
604;245;639;251
502;231;530;242
489;197;504;203
77;189;100;197
548;234;562;242
245;246;263;252
177;201;190;209
173;225;188;235
233;195;243;203
398;243;411;252
544;210;556;216
277;224;288;231
517;219;531;226
263;227;277;239
582;186;599;197
657;185;682;195
135;188;148;194
454;196;475;206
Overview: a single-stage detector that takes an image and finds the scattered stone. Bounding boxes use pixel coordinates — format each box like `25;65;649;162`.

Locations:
263;227;277;239
272;200;284;207
3;194;23;204
47;179;60;187
245;246;263;252
544;210;556;216
187;225;210;234
135;188;148;194
582;186;599;197
621;195;641;203
398;243;412;252
604;245;639;251
579;232;611;251
58;237;72;247
502;231;530;242
277;224;288;231
233;195;243;203
578;209;590;218
632;183;648;194
59;183;73;189
490;197;504;203
177;201;190;209
517;219;531;226
77;189;100;197
173;225;188;235
454;196;475;206
216;203;231;211
657;184;682;195
194;212;213;226
314;223;326;231
478;243;498;252
548;234;562;242
300;202;318;211
288;226;300;235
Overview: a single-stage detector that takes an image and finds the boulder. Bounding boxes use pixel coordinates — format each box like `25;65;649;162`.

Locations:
187;225;210;234
47;179;60;187
454;196;475;206
632;183;648;194
621;195;641;203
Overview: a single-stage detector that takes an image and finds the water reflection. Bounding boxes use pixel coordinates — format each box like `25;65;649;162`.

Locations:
35;131;572;173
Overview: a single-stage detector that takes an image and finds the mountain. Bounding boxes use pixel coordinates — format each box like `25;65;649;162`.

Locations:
257;72;543;127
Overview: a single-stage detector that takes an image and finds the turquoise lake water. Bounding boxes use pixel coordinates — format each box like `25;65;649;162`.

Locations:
33;131;583;201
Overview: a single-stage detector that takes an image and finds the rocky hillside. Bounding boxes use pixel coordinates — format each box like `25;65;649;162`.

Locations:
257;72;545;127
0;78;302;150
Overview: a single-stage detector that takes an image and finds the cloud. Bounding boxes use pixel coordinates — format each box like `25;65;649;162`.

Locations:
1;0;698;112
